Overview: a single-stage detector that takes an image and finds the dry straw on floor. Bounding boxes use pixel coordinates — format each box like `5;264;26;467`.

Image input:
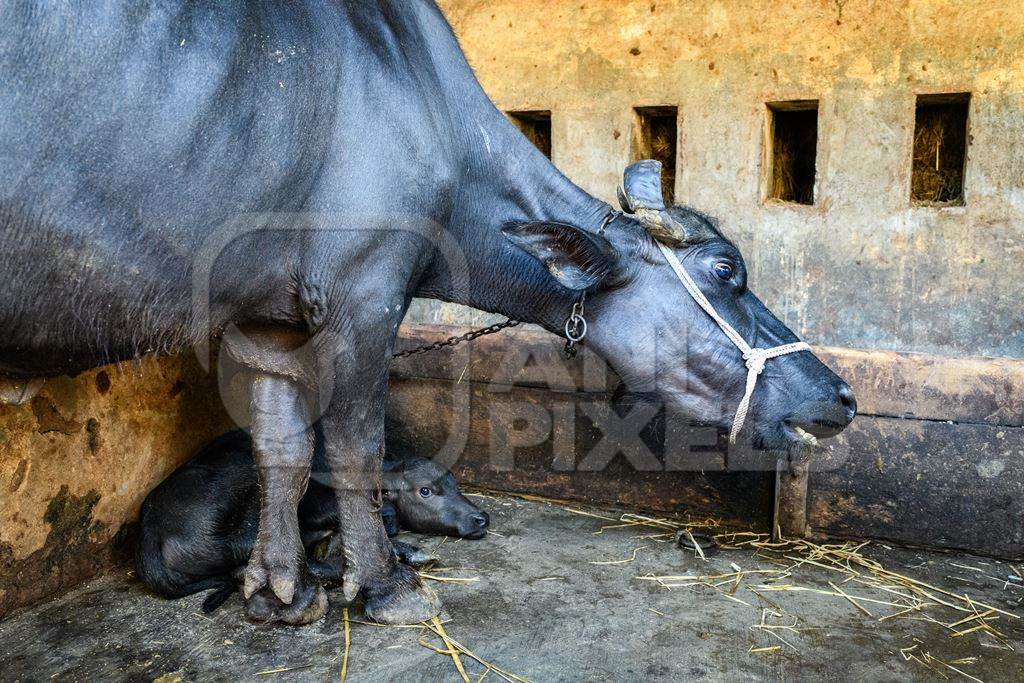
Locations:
336;545;527;681
506;492;1020;679
339;492;1019;681
598;508;1021;679
418;618;533;683
341;614;532;682
625;516;1018;631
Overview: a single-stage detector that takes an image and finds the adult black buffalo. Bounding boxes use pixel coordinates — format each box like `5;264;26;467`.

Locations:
0;1;855;624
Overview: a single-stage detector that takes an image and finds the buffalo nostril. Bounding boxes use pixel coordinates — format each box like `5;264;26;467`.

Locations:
472;513;489;528
837;382;857;422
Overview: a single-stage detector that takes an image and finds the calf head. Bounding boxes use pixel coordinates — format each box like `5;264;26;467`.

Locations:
382;457;490;539
503;160;856;455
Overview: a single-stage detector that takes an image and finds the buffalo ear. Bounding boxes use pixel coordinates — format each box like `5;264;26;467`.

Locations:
502;221;616;291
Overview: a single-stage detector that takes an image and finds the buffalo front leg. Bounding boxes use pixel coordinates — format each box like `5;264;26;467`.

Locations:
319;378;440;624
242;374;328;624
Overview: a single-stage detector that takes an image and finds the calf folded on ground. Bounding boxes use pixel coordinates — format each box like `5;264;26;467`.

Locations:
135;428;488;615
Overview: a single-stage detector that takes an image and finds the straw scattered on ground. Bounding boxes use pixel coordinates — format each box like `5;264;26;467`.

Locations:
340;607;351;683
633;526;1018;638
522;498;1020;680
345;492;1020;681
418;618;533;683
336;544;526;682
339;613;531;682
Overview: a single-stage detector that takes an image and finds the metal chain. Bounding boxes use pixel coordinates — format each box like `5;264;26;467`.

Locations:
392;318;522;358
395;210;614;361
562;292;587;358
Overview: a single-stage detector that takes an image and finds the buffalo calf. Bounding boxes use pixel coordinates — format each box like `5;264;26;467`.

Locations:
135;429;487;614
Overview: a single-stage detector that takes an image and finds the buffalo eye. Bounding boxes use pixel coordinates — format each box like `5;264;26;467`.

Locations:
419;487;432;498
713;262;733;281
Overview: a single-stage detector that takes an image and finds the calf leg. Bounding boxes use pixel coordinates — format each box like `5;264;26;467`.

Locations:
308;556;346;585
242;374;328;624
315;530;433;569
392;540;435;567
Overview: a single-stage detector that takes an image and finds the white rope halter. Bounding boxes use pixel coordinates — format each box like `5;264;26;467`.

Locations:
656;243;811;444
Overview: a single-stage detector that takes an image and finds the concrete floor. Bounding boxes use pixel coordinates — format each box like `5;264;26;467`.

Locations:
1;494;1022;682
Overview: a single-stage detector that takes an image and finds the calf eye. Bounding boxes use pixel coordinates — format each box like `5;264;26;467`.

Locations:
419;487;432;498
713;262;733;280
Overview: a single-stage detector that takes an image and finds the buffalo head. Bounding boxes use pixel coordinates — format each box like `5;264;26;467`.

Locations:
382;457;490;539
503;160;856;455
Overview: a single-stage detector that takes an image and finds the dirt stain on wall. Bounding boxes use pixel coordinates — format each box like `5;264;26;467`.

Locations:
30;396;82;435
0;486;126;619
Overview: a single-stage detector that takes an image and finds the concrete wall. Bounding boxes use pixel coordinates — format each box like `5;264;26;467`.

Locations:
425;0;1024;360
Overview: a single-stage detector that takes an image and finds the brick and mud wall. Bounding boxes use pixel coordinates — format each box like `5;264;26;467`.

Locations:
0;360;231;618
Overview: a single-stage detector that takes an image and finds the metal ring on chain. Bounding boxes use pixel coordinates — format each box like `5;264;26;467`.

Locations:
564;313;587;342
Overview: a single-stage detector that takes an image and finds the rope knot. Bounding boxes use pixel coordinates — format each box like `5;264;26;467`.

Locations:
743;348;770;375
656;241;814;444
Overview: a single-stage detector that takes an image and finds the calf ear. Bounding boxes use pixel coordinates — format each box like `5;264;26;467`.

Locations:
502;221;616;291
380;501;400;537
381;472;402;498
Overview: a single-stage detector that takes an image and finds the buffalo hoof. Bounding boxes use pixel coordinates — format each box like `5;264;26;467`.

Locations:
244;531;322;608
363;563;441;625
244;582;329;625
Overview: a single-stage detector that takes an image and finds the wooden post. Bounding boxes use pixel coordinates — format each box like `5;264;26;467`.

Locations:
773;452;811;540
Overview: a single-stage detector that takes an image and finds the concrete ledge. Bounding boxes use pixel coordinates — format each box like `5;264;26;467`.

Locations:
390;323;1024;558
387;377;773;529
810;417;1024;559
814;347;1024;427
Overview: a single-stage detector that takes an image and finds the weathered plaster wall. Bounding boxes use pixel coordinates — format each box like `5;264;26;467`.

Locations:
0;358;231;617
427;0;1024;359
